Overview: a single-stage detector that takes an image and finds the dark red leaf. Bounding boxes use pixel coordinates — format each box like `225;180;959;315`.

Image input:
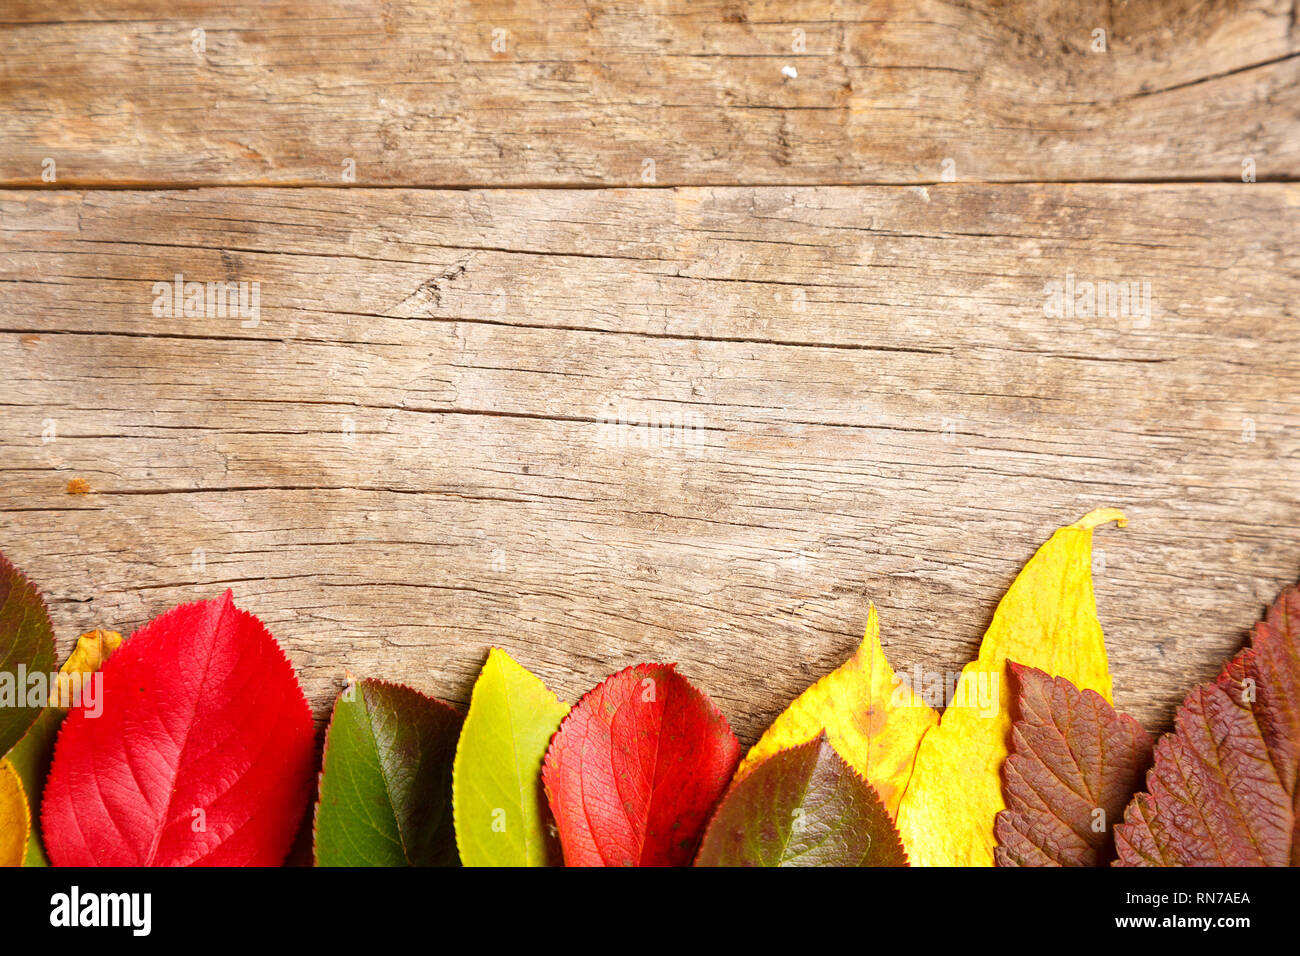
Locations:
995;664;1152;866
42;591;315;866
1243;584;1300;839
1114;583;1300;866
542;662;740;866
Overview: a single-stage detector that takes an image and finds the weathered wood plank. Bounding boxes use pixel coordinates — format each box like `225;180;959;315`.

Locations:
0;184;1297;740
1;0;1297;186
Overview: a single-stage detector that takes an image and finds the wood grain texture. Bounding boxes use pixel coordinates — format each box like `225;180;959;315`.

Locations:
0;0;1297;186
0;183;1296;740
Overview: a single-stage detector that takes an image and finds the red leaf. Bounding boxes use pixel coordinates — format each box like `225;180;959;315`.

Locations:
42;591;315;866
995;664;1152;866
1244;584;1300;826
1114;583;1300;866
542;662;740;866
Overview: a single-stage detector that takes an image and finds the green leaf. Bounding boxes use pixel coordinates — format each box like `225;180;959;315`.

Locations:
313;679;462;867
0;552;56;758
453;648;568;866
7;700;69;868
8;707;61;866
695;735;908;867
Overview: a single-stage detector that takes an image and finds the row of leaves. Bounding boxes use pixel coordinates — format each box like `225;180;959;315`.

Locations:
1;506;1297;866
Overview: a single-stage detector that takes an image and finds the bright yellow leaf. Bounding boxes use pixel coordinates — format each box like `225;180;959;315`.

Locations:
0;759;29;867
735;605;939;817
894;507;1125;866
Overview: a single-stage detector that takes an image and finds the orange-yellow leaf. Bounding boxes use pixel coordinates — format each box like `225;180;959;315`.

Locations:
735;605;938;817
55;628;122;705
5;629;123;866
0;759;29;867
895;508;1124;866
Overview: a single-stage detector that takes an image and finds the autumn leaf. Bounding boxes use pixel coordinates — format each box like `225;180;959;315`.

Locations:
735;605;937;818
453;648;568;867
542;663;740;866
994;664;1152;866
5;629;122;866
314;678;462;867
42;591;315;866
895;508;1125;866
0;552;57;756
0;759;29;867
1114;583;1299;866
696;735;908;867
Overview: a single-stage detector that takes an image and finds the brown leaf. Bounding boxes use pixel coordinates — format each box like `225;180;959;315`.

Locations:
995;664;1152;866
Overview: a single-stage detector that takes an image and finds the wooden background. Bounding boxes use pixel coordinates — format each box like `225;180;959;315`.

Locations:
1;1;1298;741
